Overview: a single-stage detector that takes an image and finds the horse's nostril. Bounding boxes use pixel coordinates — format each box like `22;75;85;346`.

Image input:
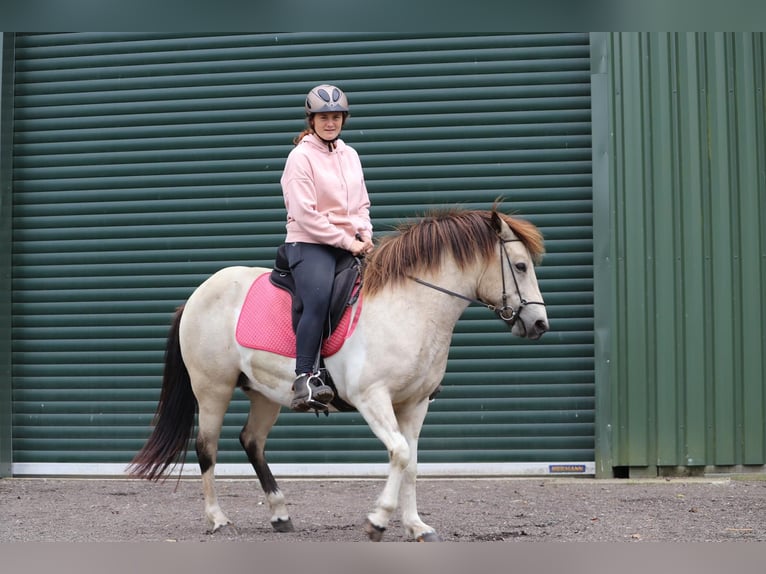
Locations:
535;319;549;333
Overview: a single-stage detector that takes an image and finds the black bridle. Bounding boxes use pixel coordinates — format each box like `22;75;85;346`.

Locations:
408;238;546;333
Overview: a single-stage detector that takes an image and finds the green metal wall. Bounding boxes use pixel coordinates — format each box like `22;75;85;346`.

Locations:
595;33;766;476
9;33;594;473
0;34;13;477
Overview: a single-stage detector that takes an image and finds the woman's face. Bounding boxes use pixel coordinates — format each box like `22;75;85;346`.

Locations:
311;112;344;140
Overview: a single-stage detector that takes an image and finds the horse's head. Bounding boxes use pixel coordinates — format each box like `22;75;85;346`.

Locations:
476;211;549;340
363;206;549;340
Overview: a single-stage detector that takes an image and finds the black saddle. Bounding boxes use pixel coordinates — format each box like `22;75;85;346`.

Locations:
269;244;363;338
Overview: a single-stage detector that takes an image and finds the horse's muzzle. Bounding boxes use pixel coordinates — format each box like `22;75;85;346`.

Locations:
526;318;549;340
510;301;548;340
501;310;549;340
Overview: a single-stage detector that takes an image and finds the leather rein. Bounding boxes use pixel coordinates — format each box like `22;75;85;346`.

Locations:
408;238;546;334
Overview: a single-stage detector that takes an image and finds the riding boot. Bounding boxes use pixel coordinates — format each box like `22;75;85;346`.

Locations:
290;372;334;412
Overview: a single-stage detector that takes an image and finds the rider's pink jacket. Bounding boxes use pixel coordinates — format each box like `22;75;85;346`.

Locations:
280;133;373;251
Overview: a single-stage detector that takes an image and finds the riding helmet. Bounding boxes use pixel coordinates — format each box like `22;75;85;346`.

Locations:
305;84;349;116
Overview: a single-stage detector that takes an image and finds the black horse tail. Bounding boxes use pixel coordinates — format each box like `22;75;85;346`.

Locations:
127;305;197;481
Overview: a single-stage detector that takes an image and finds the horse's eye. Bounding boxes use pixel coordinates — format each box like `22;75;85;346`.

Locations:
515;262;527;272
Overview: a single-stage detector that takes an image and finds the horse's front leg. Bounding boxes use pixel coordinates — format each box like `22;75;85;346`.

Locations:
239;389;293;532
355;389;412;541
397;399;442;541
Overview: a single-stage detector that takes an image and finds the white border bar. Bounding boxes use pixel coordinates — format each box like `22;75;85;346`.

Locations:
11;461;595;478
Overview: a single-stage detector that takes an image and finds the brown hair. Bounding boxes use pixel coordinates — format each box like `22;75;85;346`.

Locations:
292;129;313;145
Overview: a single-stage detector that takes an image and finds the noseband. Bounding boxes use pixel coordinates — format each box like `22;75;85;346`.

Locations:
408;238;546;333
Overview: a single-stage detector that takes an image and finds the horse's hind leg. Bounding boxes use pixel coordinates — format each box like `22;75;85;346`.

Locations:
239;388;294;532
193;372;237;533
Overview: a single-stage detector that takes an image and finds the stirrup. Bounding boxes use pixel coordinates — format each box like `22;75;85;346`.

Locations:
291;372;334;413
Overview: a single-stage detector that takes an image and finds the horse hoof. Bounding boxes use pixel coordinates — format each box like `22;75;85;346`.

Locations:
417;531;443;542
208;522;238;535
271;517;295;533
364;518;386;542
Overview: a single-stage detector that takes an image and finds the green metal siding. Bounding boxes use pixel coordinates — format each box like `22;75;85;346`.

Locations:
599;33;766;475
11;33;594;471
0;34;14;477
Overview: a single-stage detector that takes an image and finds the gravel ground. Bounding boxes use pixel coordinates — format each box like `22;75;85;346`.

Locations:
3;475;766;543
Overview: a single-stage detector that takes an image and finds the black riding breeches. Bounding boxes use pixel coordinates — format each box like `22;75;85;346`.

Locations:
284;242;349;374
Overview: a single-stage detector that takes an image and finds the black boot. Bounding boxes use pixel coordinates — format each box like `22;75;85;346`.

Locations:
290;372;334;412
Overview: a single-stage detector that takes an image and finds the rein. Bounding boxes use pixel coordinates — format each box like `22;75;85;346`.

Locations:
408;238;546;333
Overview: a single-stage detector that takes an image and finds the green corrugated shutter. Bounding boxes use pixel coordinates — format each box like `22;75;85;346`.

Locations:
1;33;13;477
11;33;593;470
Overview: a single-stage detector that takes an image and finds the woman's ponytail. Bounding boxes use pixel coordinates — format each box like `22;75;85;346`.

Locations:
292;128;313;145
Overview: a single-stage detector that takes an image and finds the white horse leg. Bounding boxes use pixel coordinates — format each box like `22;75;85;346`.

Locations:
397;399;442;541
193;376;236;533
355;390;411;541
239;389;293;532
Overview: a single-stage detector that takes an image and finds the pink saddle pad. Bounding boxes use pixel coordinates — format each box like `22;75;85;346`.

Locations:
235;273;362;358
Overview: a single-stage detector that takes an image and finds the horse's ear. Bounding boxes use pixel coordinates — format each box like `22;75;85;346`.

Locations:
490;210;504;235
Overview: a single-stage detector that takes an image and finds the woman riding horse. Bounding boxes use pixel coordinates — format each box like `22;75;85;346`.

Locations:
280;84;375;412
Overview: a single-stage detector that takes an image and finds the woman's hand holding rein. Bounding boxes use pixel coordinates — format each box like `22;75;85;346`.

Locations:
351;237;374;257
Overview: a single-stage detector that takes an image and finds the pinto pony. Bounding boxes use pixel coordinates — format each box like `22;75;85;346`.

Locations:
128;207;548;541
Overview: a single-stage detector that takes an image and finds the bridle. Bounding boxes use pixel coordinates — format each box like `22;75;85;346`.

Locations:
408;237;546;333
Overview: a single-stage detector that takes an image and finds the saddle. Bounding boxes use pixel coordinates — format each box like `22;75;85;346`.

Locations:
269;243;363;340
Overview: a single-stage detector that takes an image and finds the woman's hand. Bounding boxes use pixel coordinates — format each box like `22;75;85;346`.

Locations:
350;237;374;256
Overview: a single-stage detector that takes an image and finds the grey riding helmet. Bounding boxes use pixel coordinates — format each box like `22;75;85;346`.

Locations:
305;84;349;116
